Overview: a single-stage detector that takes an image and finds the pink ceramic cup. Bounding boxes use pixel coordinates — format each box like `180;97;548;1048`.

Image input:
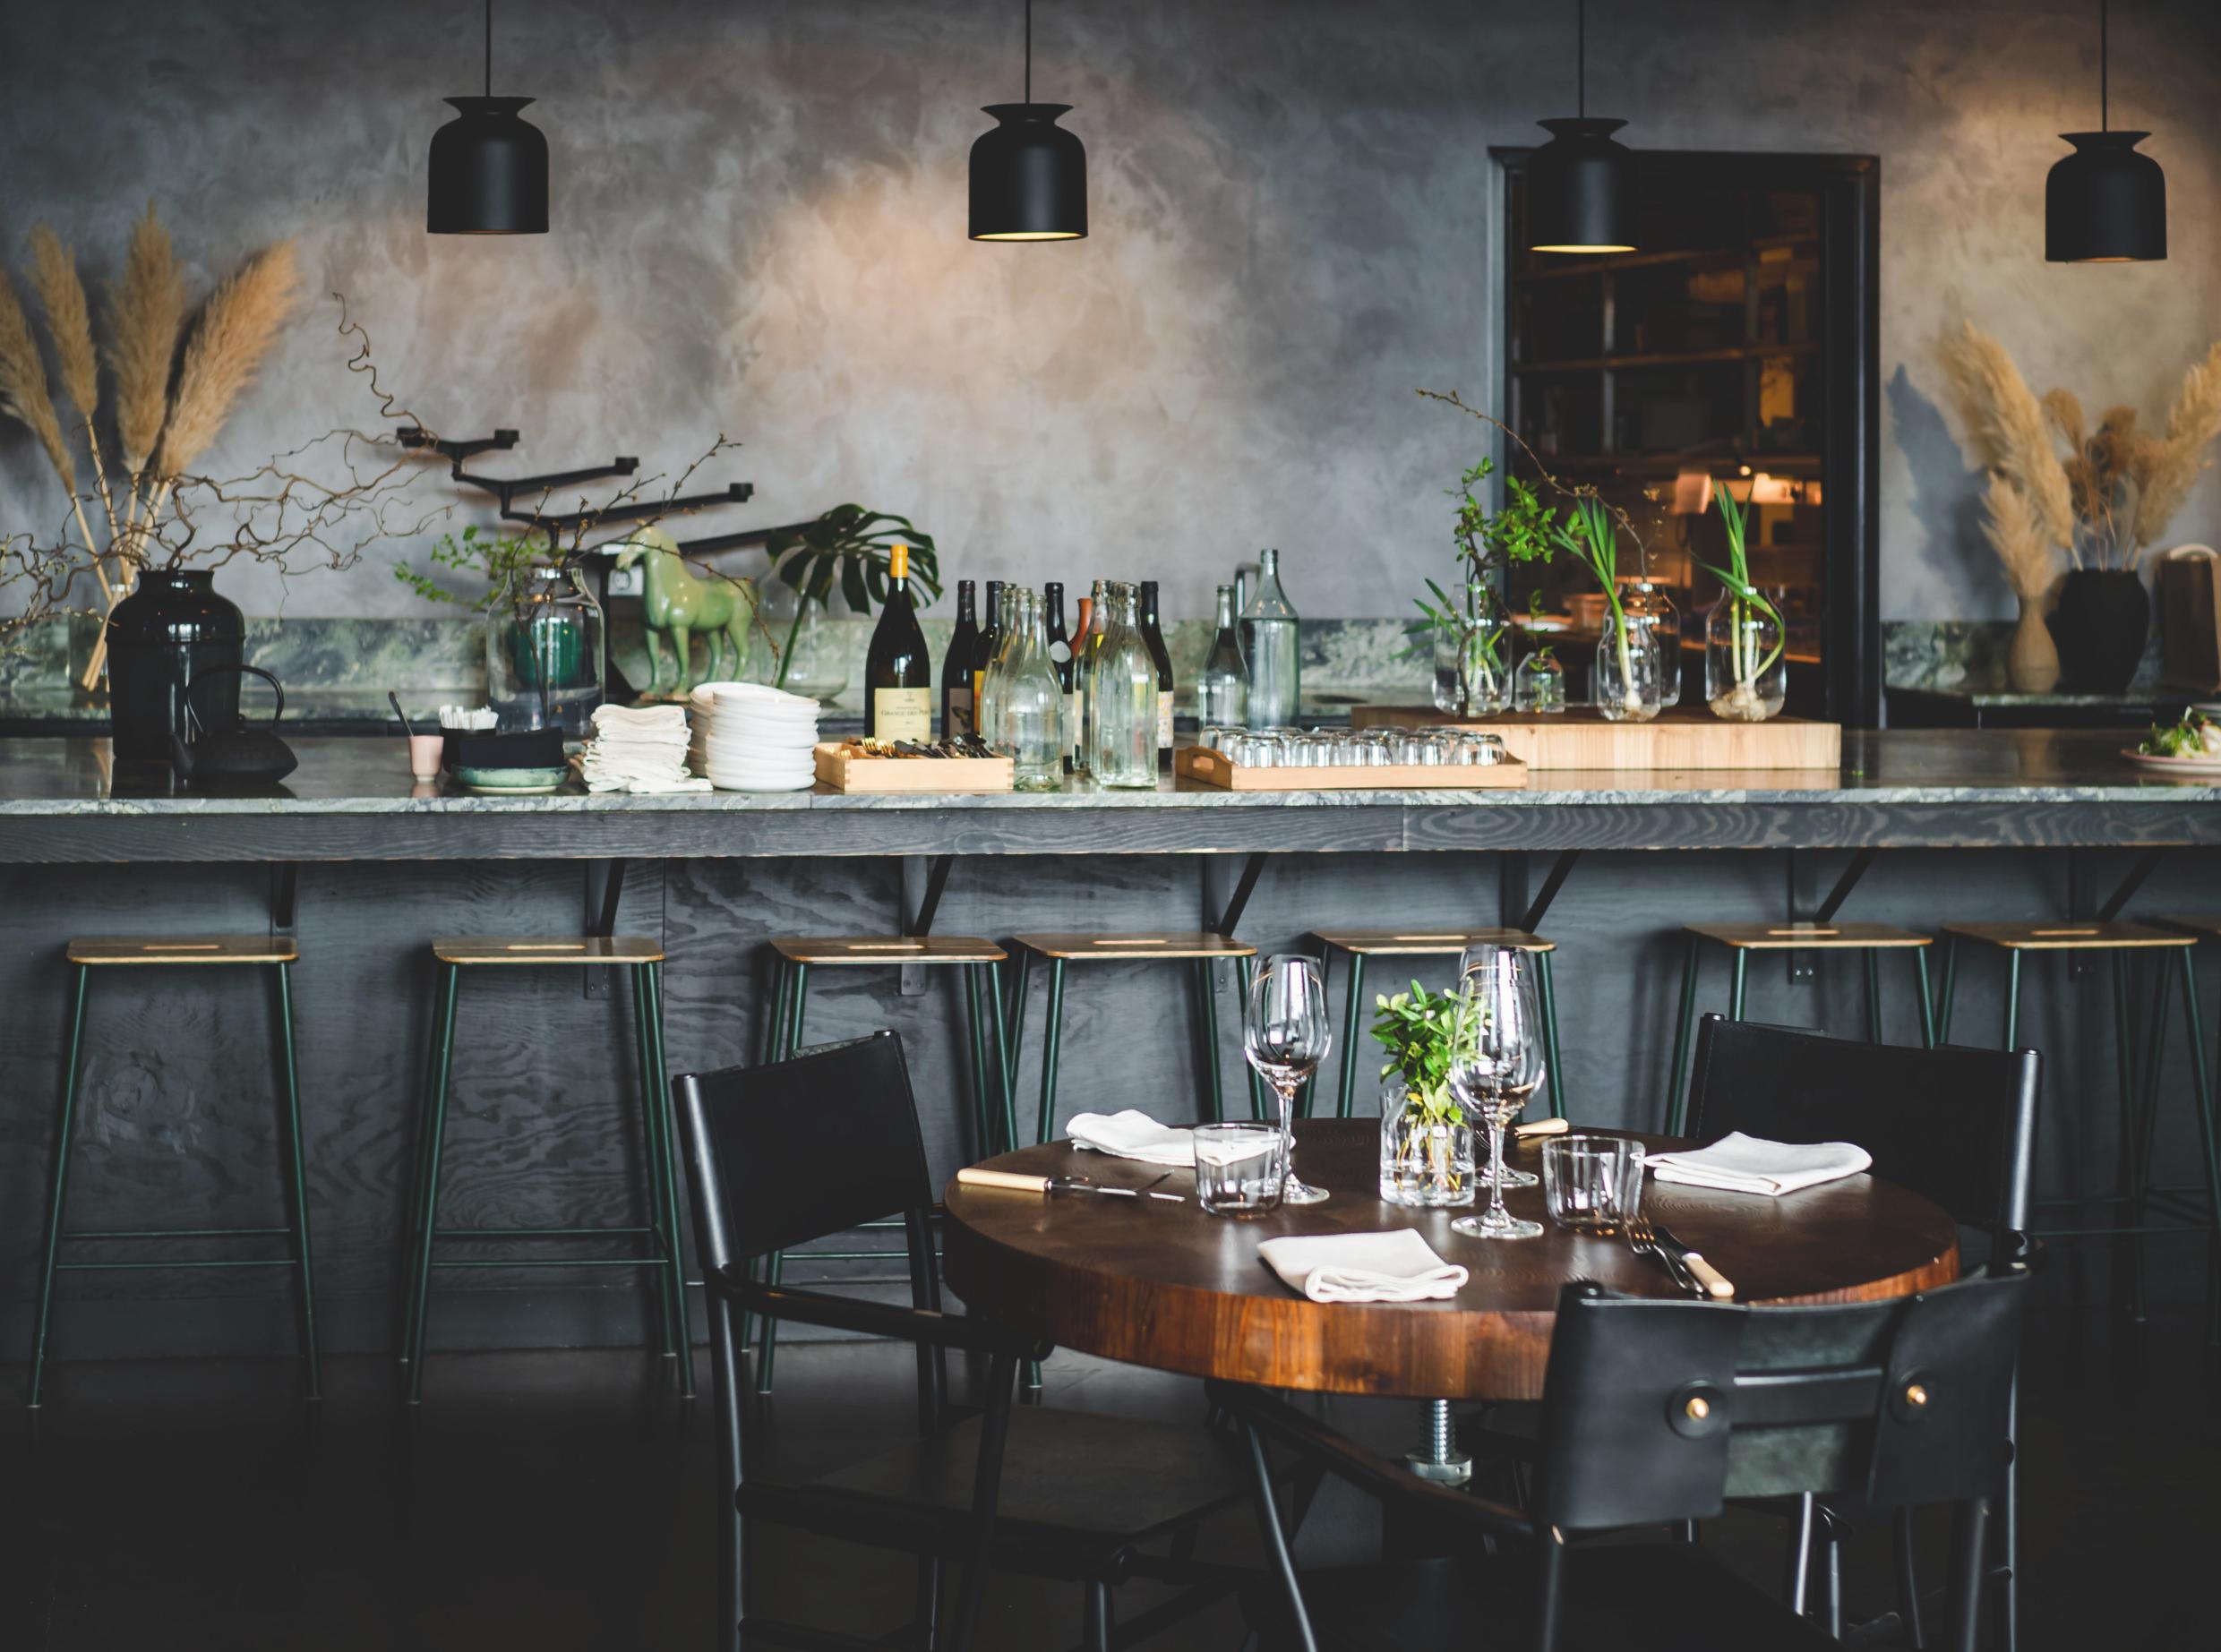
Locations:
408;733;445;783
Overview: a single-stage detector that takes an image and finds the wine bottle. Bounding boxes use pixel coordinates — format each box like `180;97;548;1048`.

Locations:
1076;578;1108;772
865;542;932;741
1136;579;1176;769
971;580;1005;713
1043;582;1075;772
941;579;979;738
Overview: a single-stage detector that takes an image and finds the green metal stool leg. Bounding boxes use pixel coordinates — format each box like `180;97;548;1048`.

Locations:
1915;948;1937;1049
1336;950;1368;1121
272;961;321;1400
764;954;793;1065
985;960;1017;1155
1036;960;1067;1146
1536;950;1566;1121
1664;935;1701;1136
784;963;810;1060
963;963;990;1158
1007;949;1031;1074
1937;936;1960;1044
2174;947;2221;1343
1729;950;1750;1023
1196;960;1225;1124
1864;950;1882;1043
28;962;90;1408
757;964;810;1395
1298;948;1327;1120
631;963;678;1365
644;963;694;1399
399;955;458;1370
1236;955;1266;1122
406;962;461;1404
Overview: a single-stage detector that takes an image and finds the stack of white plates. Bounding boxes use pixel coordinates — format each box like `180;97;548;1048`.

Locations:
690;681;820;791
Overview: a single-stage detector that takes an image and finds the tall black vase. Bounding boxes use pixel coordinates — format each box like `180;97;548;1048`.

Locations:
105;570;245;760
2047;569;2150;692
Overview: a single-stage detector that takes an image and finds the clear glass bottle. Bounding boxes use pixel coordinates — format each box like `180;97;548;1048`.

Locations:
1704;587;1787;721
1196;583;1248;725
1514;646;1566;714
985;587;1065;790
1087;583;1159;788
1429;579;1510;718
487;563;604;736
1621;579;1681;706
976;595;1016;745
1595;605;1666;722
1074;578;1108;775
1239;547;1300;727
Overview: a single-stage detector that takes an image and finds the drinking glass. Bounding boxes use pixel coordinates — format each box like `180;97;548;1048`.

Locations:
1447;945;1547;1240
1540;1135;1645;1234
1193;1123;1286;1215
1243;954;1333;1205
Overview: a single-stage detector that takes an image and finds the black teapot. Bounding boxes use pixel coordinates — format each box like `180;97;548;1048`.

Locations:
169;663;298;785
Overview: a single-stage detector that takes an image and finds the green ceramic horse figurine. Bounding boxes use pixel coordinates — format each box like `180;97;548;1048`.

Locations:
612;527;756;698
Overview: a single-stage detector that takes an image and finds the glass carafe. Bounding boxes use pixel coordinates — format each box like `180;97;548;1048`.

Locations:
1087;583;1158;787
986;587;1065;789
1704;587;1787;722
1430;579;1510;717
487;563;604;736
1620;579;1680;706
1239;548;1301;727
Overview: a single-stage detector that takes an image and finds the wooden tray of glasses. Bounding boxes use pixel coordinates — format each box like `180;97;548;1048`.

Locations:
814;740;1015;793
1175;745;1528;791
1350;706;1841;770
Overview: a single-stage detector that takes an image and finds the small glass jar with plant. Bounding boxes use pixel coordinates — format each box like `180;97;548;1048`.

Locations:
1407;458;1554;719
397;526;606;736
1698;487;1787;721
1554;498;1663;721
1372;980;1478;1208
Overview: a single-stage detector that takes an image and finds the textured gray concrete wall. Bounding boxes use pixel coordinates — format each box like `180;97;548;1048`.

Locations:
2;0;2217;626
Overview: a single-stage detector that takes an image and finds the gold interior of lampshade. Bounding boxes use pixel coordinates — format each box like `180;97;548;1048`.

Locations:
972;229;1085;241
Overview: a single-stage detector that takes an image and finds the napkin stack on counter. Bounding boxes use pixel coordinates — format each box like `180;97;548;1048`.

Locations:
690;681;821;791
577;704;710;793
1067;1110;1196;1167
1646;1132;1873;1196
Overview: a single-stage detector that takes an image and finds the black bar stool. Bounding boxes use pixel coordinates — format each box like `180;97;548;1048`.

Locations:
749;934;1013;1393
400;936;690;1404
1938;920;2217;1325
1308;928;1565;1122
1664;921;1935;1134
29;935;319;1408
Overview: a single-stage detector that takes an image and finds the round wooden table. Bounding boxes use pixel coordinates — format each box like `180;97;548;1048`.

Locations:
942;1120;1959;1402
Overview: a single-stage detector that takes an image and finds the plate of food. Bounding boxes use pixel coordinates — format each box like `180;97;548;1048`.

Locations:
2124;711;2221;774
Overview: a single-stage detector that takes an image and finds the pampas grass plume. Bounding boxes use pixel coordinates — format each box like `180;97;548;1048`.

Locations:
150;238;298;481
0;271;74;490
104;202;188;473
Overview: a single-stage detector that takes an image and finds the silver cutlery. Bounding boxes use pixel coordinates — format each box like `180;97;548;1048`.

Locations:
1649;1222;1736;1299
1626;1216;1703;1297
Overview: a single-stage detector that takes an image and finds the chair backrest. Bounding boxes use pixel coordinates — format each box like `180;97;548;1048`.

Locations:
674;1029;936;1271
1535;1271;2028;1532
1685;1014;2037;1248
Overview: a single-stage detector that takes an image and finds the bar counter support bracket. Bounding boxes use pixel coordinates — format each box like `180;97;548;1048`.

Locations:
582;859;627;1002
1787;846;1879;984
1515;851;1582;934
269;863;297;937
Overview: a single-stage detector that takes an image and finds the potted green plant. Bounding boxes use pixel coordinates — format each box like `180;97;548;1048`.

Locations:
1373;981;1478;1207
1405;458;1555;717
1698;487;1787;721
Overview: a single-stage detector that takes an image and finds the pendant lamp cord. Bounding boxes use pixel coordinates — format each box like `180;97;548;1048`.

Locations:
2099;0;2108;131
1576;0;1586;118
484;0;493;98
1025;0;1033;105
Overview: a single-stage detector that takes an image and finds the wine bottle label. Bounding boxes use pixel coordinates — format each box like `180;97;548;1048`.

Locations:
1068;689;1084;757
1156;689;1175;749
947;688;973;738
1049;639;1071;665
872;688;931;743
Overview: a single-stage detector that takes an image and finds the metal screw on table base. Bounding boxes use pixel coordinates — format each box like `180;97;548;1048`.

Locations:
1404;1398;1472;1485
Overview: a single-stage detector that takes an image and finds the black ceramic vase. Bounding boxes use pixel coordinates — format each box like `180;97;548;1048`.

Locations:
2047;569;2150;692
105;570;246;760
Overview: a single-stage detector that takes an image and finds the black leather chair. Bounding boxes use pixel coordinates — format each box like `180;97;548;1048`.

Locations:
1685;1014;2037;1649
1223;1269;2030;1652
674;1029;1252;1652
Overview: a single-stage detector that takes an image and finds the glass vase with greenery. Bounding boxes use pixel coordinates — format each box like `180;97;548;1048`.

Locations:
1407;458;1555;717
1372;981;1478;1207
1698;487;1787;721
1554;497;1662;721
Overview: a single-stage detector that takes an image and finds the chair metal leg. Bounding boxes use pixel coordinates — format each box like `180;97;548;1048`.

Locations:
1786;1493;1814;1616
1334;948;1366;1120
1820;1521;1844;1638
1895;1507;1927;1650
1536;949;1566;1120
1915;946;1937;1049
272;961;321;1400
27;962;90;1408
1665;934;1701;1135
2176;948;2221;1344
1082;1580;1113;1652
644;963;694;1399
710;1294;745;1652
2002;949;2022;1051
1945;1498;1990;1652
1036;959;1067;1146
406;962;461;1404
1864;949;1883;1044
963;963;990;1158
1197;959;1226;1124
949;1347;1019;1649
985;960;1017;1156
1239;1417;1319;1652
1729;949;1749;1023
756;965;809;1396
1937;934;1960;1044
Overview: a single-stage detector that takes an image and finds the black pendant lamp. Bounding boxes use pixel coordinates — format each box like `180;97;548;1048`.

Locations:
1527;0;1636;254
969;0;1087;241
427;0;548;235
2045;0;2165;262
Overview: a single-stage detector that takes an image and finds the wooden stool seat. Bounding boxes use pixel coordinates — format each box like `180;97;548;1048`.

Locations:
1308;927;1554;955
1009;932;1256;962
769;935;1006;965
67;935;299;966
1942;920;2192;951
1683;922;1931;951
432;936;665;965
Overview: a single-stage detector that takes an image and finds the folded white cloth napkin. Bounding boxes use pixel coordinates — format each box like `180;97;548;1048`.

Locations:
1647;1131;1873;1197
1066;1110;1195;1168
1259;1230;1469;1305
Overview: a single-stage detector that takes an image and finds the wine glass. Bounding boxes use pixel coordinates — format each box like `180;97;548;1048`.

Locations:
1448;946;1547;1240
1243;954;1332;1205
1454;943;1538;1189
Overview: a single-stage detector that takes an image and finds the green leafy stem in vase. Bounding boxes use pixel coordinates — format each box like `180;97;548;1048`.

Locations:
1401;456;1557;709
1373;981;1478;1189
762;506;941;690
1694;486;1786;721
392;525;555;612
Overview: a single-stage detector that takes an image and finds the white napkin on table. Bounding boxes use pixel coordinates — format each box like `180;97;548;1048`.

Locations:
1259;1230;1469;1305
1646;1131;1872;1197
1066;1110;1195;1168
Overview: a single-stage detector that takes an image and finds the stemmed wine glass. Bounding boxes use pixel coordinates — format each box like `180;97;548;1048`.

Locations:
1455;941;1536;1189
1448;945;1547;1240
1243;954;1332;1205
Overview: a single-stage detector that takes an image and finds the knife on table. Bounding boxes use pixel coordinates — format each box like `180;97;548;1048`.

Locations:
1651;1224;1736;1299
956;1167;1186;1203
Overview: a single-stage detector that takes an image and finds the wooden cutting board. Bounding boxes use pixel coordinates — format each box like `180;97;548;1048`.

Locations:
1349;706;1842;769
